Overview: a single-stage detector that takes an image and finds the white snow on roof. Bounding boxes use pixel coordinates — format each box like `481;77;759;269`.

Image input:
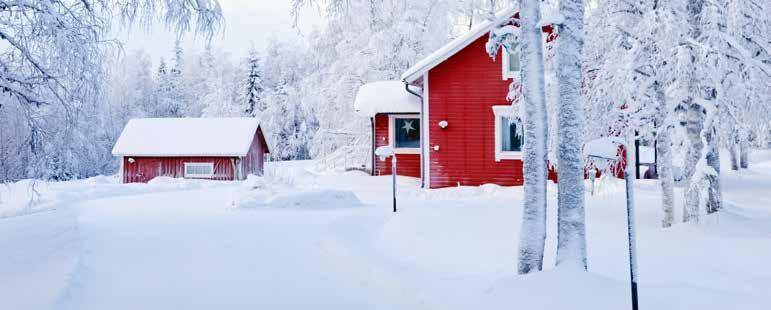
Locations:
584;137;625;160
354;81;421;117
112;118;262;157
401;7;518;84
638;146;655;164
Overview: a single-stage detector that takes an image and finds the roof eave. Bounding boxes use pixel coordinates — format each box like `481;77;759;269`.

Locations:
400;6;518;85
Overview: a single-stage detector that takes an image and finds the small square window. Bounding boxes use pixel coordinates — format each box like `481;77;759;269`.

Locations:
184;163;214;178
502;43;520;79
394;118;420;148
389;115;421;154
492;106;523;161
501;116;523;152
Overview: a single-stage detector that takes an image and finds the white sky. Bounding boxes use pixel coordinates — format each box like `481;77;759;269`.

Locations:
115;0;323;63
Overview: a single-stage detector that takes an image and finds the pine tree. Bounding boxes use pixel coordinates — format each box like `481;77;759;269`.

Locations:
242;48;264;117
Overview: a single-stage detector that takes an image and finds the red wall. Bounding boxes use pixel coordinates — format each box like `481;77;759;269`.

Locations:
427;36;526;188
122;126;268;183
373;114;421;178
241;127;268;177
122;156;236;183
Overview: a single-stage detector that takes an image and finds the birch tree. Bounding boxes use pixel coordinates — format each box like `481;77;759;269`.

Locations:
554;0;587;269
514;0;549;275
486;0;549;274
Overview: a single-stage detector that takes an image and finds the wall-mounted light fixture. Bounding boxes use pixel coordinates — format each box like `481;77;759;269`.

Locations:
438;120;449;129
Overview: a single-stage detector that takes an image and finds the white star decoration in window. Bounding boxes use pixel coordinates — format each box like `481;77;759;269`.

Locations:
402;120;415;134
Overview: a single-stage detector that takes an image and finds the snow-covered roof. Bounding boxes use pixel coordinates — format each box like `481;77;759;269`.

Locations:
401;6;518;84
353;81;421;117
638;146;655;164
112;118;263;157
584;137;625;160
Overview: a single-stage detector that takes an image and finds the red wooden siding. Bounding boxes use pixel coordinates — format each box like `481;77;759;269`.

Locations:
241;127;268;177
373;114;421;178
121;126;268;183
427;35;529;188
122;156;236;183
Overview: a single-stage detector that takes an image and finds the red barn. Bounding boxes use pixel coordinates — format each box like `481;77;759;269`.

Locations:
355;7;562;189
112;118;270;183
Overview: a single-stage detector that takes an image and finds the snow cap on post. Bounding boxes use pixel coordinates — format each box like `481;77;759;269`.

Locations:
375;145;395;161
354;81;421;117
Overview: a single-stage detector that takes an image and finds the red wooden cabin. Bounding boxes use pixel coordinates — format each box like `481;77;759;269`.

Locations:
355;7;563;189
112;118;270;183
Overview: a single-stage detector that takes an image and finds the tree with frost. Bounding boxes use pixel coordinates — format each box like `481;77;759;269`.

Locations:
725;0;770;169
0;0;222;181
680;0;740;221
455;0;507;30
584;0;687;228
486;0;549;274
155;41;192;117
240;47;265;117
291;0;455;159
554;0;587;269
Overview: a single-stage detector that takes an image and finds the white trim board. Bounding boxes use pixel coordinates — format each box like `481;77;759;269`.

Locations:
423;73;431;187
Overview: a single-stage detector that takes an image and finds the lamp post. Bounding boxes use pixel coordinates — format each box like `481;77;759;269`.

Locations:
587;137;639;309
375;146;397;213
622;134;640;310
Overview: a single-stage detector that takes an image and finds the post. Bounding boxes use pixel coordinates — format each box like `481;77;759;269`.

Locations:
392;155;397;213
624;134;640;310
375;145;398;213
634;130;641;179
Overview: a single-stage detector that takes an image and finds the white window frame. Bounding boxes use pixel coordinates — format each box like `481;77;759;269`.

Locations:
492;106;523;161
389;114;421;154
183;162;215;178
501;44;520;80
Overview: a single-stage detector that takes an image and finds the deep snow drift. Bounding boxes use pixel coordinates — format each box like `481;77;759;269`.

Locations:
2;152;771;309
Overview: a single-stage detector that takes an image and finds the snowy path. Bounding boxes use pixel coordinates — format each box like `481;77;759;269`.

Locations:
2;153;771;309
52;187;424;309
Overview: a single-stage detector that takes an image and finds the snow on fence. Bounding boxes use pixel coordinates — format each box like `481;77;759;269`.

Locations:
314;130;371;174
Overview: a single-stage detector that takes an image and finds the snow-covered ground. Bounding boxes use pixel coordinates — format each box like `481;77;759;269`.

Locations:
2;152;771;309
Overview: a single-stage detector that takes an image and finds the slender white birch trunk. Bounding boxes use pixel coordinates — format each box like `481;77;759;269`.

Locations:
739;130;750;169
517;0;549;274
705;114;721;214
683;101;703;222
555;0;587;270
654;82;675;228
729;136;739;171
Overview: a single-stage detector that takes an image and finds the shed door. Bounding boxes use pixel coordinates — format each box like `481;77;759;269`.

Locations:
127;158;162;183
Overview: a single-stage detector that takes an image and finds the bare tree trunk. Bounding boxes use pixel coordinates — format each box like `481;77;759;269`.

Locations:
555;0;587;270
729;136;739;171
654;82;675;228
739;131;750;168
683;100;703;222
517;0;549;275
704;122;721;214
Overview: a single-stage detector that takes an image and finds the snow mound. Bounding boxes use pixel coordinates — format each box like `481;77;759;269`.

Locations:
239;190;366;210
241;174;267;190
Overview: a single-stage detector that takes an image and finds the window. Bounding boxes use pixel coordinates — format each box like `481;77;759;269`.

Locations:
184;162;214;178
502;43;520;79
493;106;523;161
389;115;420;153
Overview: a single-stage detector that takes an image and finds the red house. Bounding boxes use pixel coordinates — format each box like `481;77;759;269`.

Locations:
355;7;560;189
112;118;270;183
